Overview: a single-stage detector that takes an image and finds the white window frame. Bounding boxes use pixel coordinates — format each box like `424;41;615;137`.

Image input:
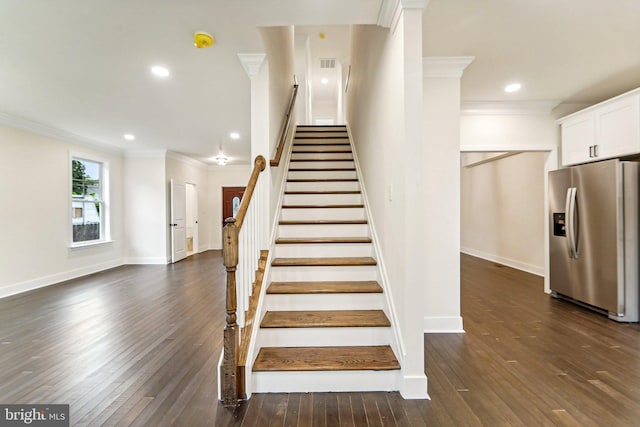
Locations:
69;152;111;248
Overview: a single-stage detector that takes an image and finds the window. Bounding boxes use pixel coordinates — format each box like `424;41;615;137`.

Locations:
71;157;107;244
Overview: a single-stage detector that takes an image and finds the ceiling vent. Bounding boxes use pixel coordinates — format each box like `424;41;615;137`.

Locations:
320;58;336;69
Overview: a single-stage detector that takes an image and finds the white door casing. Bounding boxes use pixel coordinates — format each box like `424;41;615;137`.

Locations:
170;179;187;263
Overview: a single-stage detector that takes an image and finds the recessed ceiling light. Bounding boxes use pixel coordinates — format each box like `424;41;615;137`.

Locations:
151;65;170;77
123;134;136;141
321;78;329;85
229;132;240;140
504;83;522;93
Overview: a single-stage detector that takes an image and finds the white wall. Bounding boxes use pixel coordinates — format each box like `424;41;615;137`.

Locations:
347;8;428;398
461;111;558;152
258;26;296;233
124;151;167;264
0;125;125;298
166;152;211;254
461;152;546;276
208;166;251;249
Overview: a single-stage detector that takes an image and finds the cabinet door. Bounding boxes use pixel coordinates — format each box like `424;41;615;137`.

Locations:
562;112;595;166
596;94;640;159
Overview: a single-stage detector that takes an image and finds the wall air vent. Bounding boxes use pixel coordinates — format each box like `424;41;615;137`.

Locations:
320;58;336;69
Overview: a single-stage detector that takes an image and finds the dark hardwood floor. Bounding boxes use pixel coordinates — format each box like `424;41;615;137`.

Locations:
1;252;639;426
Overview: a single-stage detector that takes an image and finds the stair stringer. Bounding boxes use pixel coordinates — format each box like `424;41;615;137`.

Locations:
242;122;297;399
345;123;429;399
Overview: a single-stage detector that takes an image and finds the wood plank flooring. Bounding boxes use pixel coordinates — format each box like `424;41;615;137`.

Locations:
1;252;639;426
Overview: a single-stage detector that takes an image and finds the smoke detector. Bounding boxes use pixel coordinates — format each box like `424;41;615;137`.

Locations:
194;32;214;48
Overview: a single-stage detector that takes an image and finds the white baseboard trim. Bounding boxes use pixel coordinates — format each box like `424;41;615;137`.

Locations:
461;247;544;277
424;316;465;333
125;257;168;265
0;258;125;299
399;374;430;399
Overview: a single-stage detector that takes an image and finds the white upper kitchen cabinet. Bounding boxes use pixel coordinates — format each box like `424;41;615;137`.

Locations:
559;88;640;166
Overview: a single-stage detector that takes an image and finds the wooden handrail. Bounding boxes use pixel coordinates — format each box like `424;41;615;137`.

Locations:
270;83;299;167
220;154;266;407
234;155;266;229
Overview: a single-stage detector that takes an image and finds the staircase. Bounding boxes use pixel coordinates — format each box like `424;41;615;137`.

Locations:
251;125;400;393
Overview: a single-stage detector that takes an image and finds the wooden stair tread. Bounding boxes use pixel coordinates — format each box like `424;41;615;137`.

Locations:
285;190;361;195
290;159;353;162
272;257;376;267
294;142;350;146
261;310;390;328
287;178;358;182
281;204;364;209
289;168;355;171
292;150;352;154
268;281;382;294
275;237;371;244
279;219;367;225
253;346;399;372
295;136;349;139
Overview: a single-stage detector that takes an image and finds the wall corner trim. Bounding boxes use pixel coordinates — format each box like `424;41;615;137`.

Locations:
238;53;267;78
423;316;465;333
0;111;123;154
399;373;430;399
378;0;428;28
423;56;475;79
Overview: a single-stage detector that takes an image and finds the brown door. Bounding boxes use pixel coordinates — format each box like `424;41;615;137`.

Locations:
222;187;245;225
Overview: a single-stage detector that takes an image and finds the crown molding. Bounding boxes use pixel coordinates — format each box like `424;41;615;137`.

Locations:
0;110;123;154
124;149;167;159
237;53;266;78
378;0;428;28
166;150;208;169
461;100;559;116
423;56;475;79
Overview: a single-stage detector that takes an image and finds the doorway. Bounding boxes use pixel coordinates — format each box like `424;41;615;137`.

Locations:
222;187;245;225
186;183;198;256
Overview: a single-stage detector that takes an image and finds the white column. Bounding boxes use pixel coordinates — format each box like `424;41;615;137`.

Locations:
422;57;474;333
394;0;429;400
239;54;271;249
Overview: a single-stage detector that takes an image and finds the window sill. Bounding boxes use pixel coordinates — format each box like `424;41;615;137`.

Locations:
69;239;114;249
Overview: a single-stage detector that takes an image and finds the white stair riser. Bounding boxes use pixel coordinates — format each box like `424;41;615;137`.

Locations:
293;145;351;152
264;292;383;311
277;224;369;238
283;193;362;205
269;265;378;282
251;371;399;394
274;243;373;258
293;138;349;145
285;181;361;192
289;161;355;169
287;170;357;180
280;208;366;221
257;326;391;348
291;153;353;161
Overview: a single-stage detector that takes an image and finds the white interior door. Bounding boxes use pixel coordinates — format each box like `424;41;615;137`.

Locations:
170;179;187;263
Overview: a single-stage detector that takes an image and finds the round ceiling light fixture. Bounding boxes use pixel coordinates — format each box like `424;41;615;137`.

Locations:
504;83;522;93
229;132;240;140
194;32;214;48
151;65;170;77
123;134;136;141
321;78;329;85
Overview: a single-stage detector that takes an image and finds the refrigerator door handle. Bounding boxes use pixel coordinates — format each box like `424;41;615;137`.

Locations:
566;187;579;259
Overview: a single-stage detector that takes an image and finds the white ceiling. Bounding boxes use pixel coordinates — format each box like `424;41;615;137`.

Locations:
1;0;639;164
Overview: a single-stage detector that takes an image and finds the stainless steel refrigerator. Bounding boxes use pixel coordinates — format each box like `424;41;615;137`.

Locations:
549;159;639;322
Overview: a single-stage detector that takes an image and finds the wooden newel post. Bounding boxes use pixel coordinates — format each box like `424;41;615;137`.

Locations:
221;217;240;407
